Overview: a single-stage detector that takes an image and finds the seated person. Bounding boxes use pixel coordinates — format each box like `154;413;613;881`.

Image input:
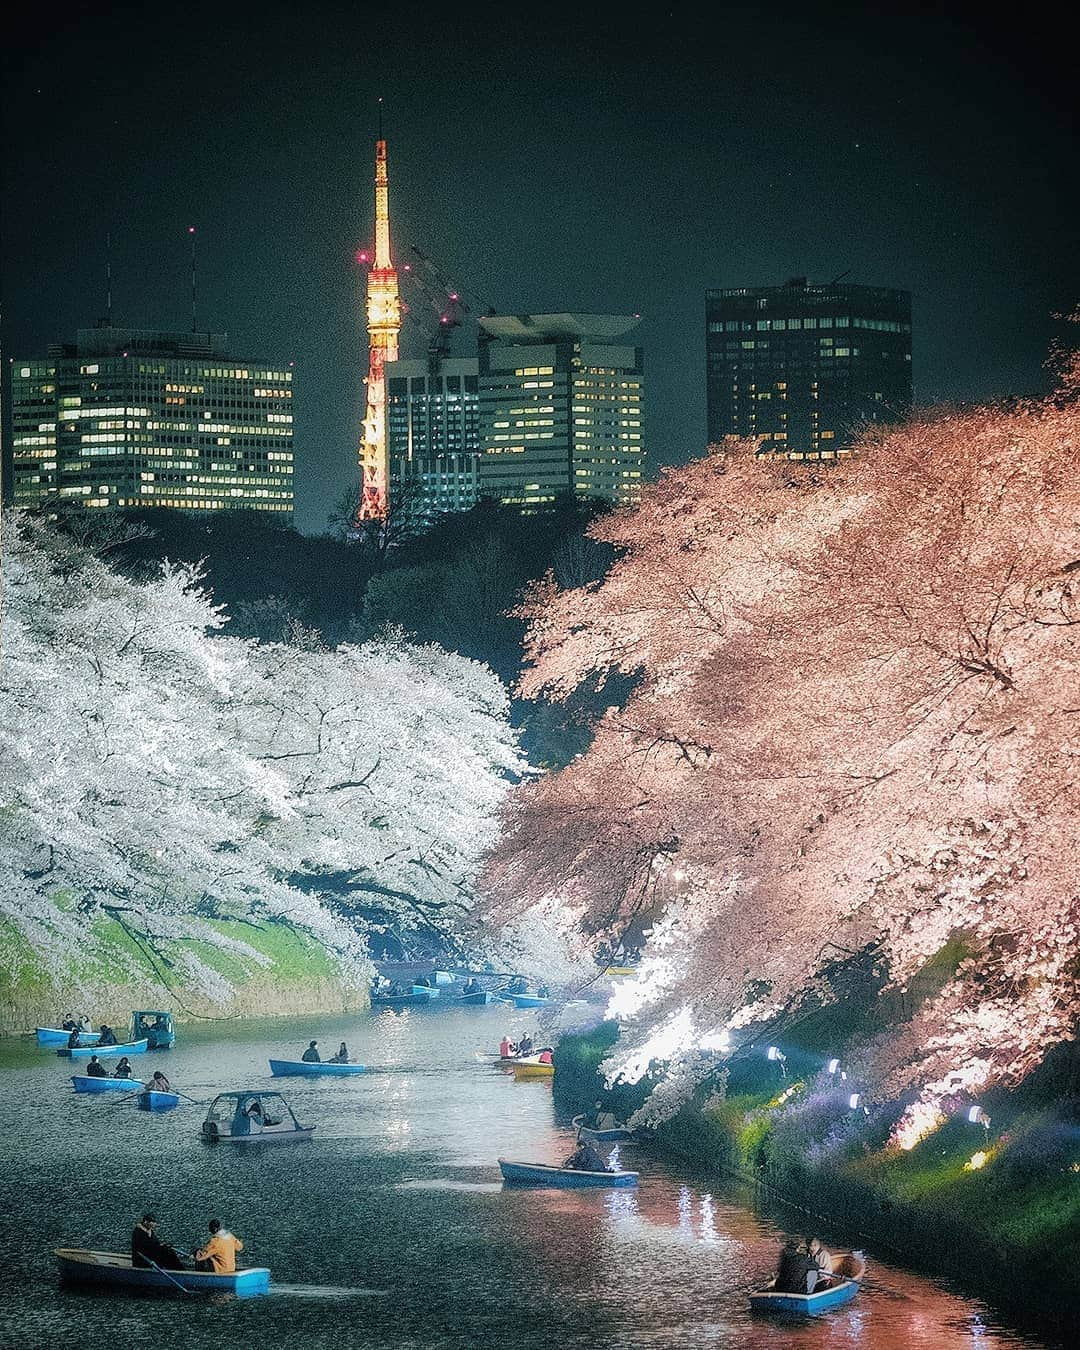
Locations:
153;1015;169;1032
328;1042;350;1063
131;1213;185;1270
62;1017;79;1031
508;976;527;995
113;1057;134;1079
414;974;431;988
463;978;481;995
563;1140;612;1173
80;1015;92;1032
537;1047;554;1065
98;1024;118;1047
499;1036;515;1058
193;1219;244;1273
85;1055;108;1077
146;1070;172;1093
67;1027;83;1049
775;1239;823;1294
301;1040;321;1063
517;1035;534;1056
808;1237;836;1286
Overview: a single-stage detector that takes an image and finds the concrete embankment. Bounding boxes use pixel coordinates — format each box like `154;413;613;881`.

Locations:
553;1022;1079;1338
0;913;366;1034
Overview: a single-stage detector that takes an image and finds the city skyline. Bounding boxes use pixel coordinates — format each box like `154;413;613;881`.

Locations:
2;1;1075;532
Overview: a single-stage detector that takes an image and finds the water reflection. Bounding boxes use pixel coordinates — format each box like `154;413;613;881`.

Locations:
0;1009;1063;1349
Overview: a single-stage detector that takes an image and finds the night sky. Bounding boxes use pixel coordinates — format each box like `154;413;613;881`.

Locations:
3;1;1076;533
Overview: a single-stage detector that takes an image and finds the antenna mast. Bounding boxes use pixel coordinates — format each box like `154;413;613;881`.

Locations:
188;226;197;333
357;100;401;523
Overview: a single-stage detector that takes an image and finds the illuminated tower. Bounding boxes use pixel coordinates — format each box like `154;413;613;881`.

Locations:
357;134;401;520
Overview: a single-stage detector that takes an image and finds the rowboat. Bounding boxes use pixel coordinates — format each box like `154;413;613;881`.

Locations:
750;1278;860;1315
509;1057;554;1077
71;1075;141;1094
572;1113;633;1142
57;1039;148;1059
411;985;440;998
37;1027;101;1046
509;994;549;1008
455;991;499;1006
136;1090;180;1111
371;992;433;1009
202;1091;314;1144
498;1159;639;1188
55;1248;270;1296
268;1058;365;1077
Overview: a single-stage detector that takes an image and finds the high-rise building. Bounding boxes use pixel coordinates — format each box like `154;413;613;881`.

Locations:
705;278;912;459
7;326;294;515
386;356;480;528
477;313;644;510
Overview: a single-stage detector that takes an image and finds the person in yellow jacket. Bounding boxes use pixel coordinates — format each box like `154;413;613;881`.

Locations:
192;1219;244;1273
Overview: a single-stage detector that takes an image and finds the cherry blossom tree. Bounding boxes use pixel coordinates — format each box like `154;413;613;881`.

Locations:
0;512;521;1003
484;350;1080;1132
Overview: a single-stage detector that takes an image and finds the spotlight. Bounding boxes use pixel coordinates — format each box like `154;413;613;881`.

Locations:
848;1093;861;1110
827;1058;840;1074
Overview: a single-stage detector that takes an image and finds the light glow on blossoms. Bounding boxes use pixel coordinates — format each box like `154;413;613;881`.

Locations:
894;1100;947;1151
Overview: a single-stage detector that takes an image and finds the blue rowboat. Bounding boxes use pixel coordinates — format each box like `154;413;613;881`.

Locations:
750;1278;860;1315
37;1027;101;1047
510;994;549;1008
411;985;439;998
55;1248;270;1296
371;991;432;1008
268;1058;365;1077
572;1114;634;1142
71;1075;141;1094
455;991;498;1006
58;1039;148;1059
498;1159;638;1188
136;1090;180;1111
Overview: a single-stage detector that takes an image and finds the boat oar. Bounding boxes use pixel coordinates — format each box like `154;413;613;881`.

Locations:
105;1084;149;1106
145;1256;190;1294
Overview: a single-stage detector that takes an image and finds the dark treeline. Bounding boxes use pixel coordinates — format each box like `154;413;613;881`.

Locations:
70;496;629;766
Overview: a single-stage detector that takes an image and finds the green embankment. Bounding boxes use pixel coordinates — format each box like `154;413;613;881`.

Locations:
553;1022;1079;1327
0;905;362;1034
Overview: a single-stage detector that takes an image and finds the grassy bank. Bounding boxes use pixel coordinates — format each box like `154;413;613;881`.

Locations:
553;1023;1079;1330
0;908;365;1034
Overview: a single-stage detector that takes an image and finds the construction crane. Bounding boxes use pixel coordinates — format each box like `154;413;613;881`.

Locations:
399;244;494;373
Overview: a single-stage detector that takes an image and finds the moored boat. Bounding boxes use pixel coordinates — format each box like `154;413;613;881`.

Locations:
202;1091;314;1144
55;1248;269;1295
455;991;499;1006
37;1027;101;1047
371;991;433;1009
58;1039;148;1059
498;1159;638;1188
268;1058;365;1077
410;985;440;998
572;1113;633;1142
71;1075;142;1094
136;1090;180;1111
509;993;549;1008
749;1278;860;1315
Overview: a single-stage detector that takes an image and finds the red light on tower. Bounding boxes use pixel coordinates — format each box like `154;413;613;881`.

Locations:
188;226;196;234
356;249;370;265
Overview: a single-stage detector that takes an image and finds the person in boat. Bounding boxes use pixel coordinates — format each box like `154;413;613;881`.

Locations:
462;977;481;995
808;1237;836;1285
301;1040;321;1063
328;1042;350;1063
508;975;527;995
499;1035;515;1058
131;1213;186;1270
153;1014;169;1031
517;1033;534;1056
113;1057;134;1079
80;1015;92;1032
773;1239;821;1294
564;1139;611;1173
582;1101;617;1130
147;1070;172;1093
414;974;431;988
62;1016;79;1031
85;1054;108;1077
67;1026;83;1049
537;1047;554;1065
192;1218;244;1273
98;1024;118;1047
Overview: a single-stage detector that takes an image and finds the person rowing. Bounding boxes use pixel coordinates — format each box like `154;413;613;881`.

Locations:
517;1034;534;1056
98;1024;118;1047
131;1213;186;1270
112;1057;134;1079
499;1035;515;1058
84;1054;108;1077
564;1139;612;1173
146;1070;172;1093
67;1026;83;1049
301;1040;321;1063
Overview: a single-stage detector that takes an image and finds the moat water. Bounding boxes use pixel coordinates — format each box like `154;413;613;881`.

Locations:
0;1007;1064;1348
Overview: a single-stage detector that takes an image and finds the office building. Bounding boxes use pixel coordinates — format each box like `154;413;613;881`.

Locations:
477;313;644;510
387;356;480;527
705;278;912;459
8;327;294;515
